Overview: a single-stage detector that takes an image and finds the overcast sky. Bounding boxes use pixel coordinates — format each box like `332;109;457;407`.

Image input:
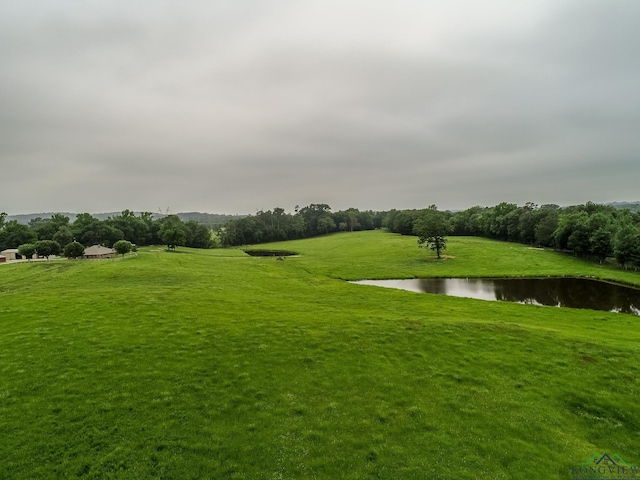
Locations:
1;1;639;215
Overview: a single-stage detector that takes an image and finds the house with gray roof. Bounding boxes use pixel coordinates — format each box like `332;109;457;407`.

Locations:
83;245;116;259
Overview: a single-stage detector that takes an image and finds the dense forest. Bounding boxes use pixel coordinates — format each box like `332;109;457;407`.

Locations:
219;205;385;246
386;202;640;270
221;201;640;269
0;210;213;254
1;201;639;269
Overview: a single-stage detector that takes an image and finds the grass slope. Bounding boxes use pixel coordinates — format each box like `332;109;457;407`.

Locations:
1;232;640;479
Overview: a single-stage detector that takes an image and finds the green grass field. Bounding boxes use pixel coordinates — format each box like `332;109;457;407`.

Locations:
1;231;640;479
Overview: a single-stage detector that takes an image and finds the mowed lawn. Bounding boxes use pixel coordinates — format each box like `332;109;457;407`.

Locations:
1;231;640;479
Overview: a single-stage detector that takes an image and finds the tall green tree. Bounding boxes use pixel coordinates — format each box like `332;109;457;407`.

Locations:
566;215;591;257
72;213;124;247
159;215;187;250
29;214;70;240
140;212;161;245
317;215;336;235
72;213;103;246
0;221;37;251
588;212;616;262
113;240;133;257
185;221;212;248
63;241;85;259
487;202;518;240
533;209;559;247
450;206;486;235
298;204;332;237
343;208;361;232
53;226;74;247
614;223;640;269
105;210;149;245
391;210;418;235
516;202;538;245
413;206;451;259
35;240;62;259
17;243;37;260
553;212;587;252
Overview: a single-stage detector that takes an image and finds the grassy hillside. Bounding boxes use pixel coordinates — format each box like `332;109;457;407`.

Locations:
1;232;640;479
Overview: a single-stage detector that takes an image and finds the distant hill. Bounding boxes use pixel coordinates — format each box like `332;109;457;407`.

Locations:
606;201;640;212
5;212;78;224
174;212;245;229
5;211;244;228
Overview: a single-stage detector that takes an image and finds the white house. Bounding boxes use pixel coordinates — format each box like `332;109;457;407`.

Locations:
0;249;19;260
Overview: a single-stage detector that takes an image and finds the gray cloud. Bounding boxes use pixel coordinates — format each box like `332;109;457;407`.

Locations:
1;0;638;215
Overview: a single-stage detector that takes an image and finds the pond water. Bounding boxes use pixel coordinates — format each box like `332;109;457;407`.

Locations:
351;277;640;316
243;249;298;257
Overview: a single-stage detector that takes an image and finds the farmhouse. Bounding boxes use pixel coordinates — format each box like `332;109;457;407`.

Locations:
0;249;20;260
0;249;39;260
83;245;116;259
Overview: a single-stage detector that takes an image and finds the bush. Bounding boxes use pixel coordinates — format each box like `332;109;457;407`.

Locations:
17;243;37;260
113;240;133;257
63;241;85;259
35;240;62;259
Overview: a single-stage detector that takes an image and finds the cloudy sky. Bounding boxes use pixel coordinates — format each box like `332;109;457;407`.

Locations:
1;1;639;215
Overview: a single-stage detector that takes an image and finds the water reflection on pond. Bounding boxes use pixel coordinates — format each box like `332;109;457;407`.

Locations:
351;277;640;316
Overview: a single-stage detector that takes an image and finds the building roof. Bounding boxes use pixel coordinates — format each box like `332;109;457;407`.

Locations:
84;245;115;256
1;249;19;254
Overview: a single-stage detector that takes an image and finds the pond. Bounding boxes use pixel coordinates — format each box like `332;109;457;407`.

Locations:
351;277;640;316
243;249;298;257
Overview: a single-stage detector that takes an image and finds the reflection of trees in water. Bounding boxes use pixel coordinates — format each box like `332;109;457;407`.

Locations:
417;278;448;295
493;278;640;315
494;279;559;306
612;286;640;315
393;278;640;316
418;278;497;300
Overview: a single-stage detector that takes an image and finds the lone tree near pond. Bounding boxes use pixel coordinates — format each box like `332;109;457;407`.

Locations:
413;205;451;259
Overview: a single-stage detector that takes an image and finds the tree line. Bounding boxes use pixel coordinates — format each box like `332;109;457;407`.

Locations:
384;202;640;269
2;201;639;269
222;201;640;266
0;210;213;258
219;204;385;246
